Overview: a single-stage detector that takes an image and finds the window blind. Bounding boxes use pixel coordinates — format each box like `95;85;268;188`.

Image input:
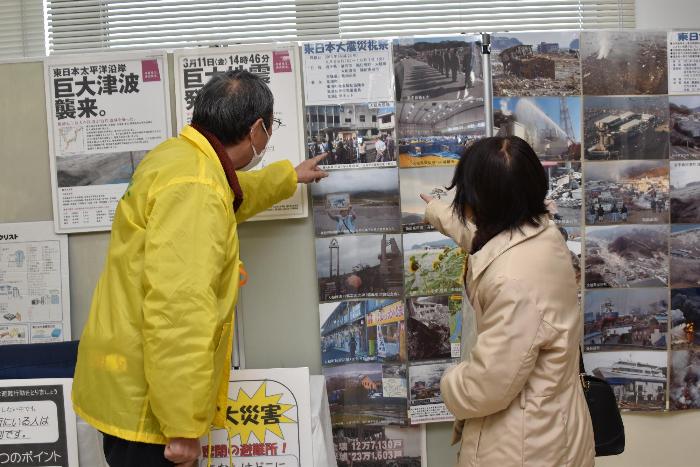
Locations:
0;0;45;60
46;0;635;54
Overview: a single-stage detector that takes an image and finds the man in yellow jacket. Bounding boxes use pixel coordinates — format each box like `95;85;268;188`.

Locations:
72;70;327;466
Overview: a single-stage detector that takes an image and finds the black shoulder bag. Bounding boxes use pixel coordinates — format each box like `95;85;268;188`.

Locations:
579;350;625;456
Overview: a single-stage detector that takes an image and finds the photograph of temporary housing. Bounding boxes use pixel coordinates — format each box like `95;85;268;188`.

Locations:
491;31;581;96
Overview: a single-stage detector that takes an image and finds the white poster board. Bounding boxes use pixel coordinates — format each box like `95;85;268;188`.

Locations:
200;367;312;467
174;44;307;221
0;378;79;466
44;50;172;233
668;31;700;94
0;222;70;345
302;39;394;105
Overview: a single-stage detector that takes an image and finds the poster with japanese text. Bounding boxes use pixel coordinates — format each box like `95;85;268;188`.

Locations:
668;31;700;94
0;379;78;466
199;367;312;467
44;50;171;233
174;44;307;220
302;39;394;105
0;222;70;345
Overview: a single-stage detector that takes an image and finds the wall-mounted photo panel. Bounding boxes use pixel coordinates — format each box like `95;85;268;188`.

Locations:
670;95;700;160
561;226;582;286
332;425;426;466
310;168;400;236
305;103;396;169
316;235;403;302
582;350;667;411
320;300;406;366
671;225;700;289
583;96;670;160
494;97;582;161
545;162;582;225
581;31;668;96
583;288;668;352
403;231;466;297
399;166;456;232
670;349;700;410
393;35;483;103
407;294;462;361
491;31;581;96
671;160;700;223
670;288;700;348
323;362;407;426
397;101;485;168
584;160;670;226
408;361;456;424
584;224;669;289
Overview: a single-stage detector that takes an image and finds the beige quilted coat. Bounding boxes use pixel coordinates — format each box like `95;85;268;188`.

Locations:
426;200;595;467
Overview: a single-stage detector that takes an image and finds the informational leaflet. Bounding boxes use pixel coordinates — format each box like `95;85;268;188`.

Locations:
0;222;70;345
44;50;171;233
0;379;79;467
174;45;308;220
668;31;700;94
302;39;394;105
199;368;312;467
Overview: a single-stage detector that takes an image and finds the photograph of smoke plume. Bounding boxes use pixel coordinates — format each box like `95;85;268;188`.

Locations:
670;349;700;410
670;288;700;348
492;31;581;96
581;30;668;95
494;96;581;161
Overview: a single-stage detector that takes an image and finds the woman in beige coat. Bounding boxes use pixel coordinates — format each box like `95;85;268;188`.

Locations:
423;136;594;466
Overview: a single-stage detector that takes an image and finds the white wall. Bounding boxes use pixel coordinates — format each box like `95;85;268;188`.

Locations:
602;5;700;467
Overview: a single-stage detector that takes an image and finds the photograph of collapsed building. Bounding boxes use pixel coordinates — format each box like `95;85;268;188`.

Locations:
493;97;582;161
310;168;401;237
491;31;581;96
670;95;700;160
305;104;396;169
670;288;700;348
583;350;667;411
320;299;406;366
316;234;403;302
670;349;700;410
584;160;670;226
404;231;466;297
544;162;582;225
332;425;423;467
581;30;668;96
400;166;455;232
397;101;485;168
583;288;668;352
57;150;147;187
409;361;454;407
323;362;408;426
583;96;670;160
393;35;483;102
584;224;669;289
671;161;700;223
671;225;700;289
407;295;462;361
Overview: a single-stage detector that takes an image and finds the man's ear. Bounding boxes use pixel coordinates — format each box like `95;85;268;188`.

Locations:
249;117;264;135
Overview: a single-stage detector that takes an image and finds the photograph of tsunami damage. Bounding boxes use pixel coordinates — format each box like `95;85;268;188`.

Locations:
670;95;700;160
584;224;668;289
581;30;668;95
671;225;700;288
493;96;581;161
671;161;700;223
583;96;670;160
670;288;700;348
491;31;581;96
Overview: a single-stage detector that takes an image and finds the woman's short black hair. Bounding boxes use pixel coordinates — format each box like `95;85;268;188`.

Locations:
191;70;273;145
449;136;549;253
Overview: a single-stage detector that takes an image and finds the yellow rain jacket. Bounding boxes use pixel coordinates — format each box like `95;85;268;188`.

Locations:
72;125;297;444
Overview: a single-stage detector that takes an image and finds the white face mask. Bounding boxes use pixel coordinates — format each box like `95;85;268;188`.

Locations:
240;121;271;171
